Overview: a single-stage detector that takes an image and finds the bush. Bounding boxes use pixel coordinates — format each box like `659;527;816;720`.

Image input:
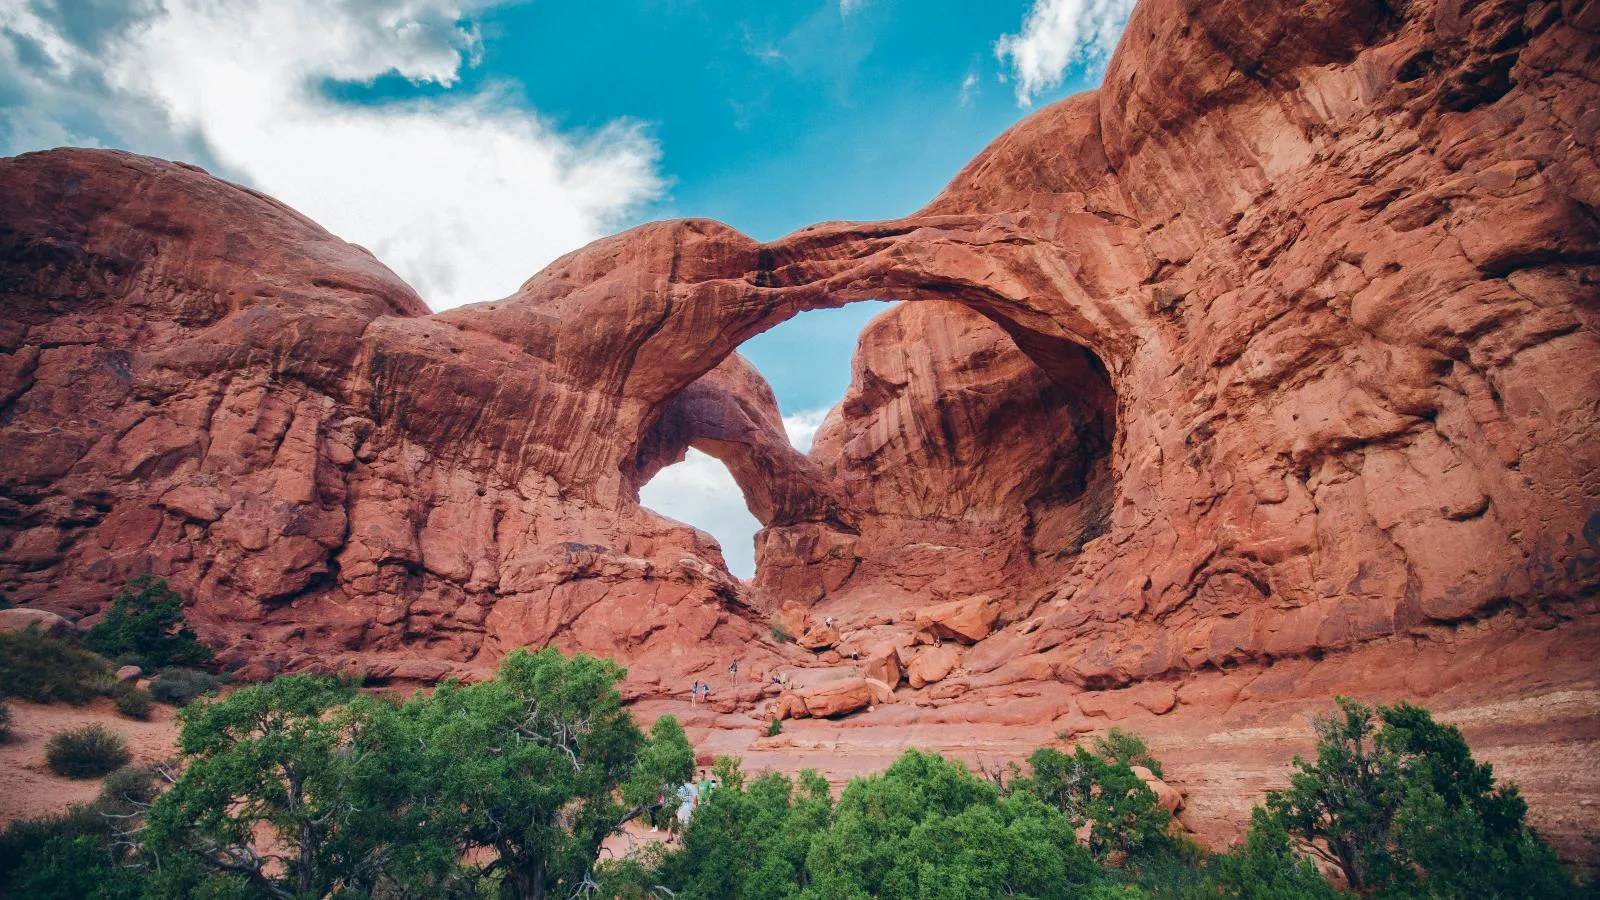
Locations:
1019;744;1176;862
1259;696;1575;897
0;700;11;741
770;623;793;643
148;667;219;707
82;575;212;669
109;681;154;720
97;764;162;813
45;725;131;778
0;765;167;897
145;649;695;899
0;802;118;891
767;717;782;737
1089;726;1164;778
0;629;113;704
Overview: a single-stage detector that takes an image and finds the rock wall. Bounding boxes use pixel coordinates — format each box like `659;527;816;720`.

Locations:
1;0;1599;850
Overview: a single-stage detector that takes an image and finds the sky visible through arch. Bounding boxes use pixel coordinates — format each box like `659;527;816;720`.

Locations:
1;0;1137;577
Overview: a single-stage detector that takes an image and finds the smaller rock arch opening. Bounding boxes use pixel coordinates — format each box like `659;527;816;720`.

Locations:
634;305;888;579
632;298;1119;610
639;449;762;577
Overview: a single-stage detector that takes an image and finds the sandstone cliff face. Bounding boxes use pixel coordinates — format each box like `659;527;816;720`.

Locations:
2;0;1599;858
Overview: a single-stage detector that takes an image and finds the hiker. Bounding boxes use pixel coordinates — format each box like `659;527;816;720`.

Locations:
729;660;738;678
698;768;717;799
668;780;697;842
691;680;701;704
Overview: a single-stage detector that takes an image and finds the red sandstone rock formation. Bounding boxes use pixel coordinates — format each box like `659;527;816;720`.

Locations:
2;0;1599;863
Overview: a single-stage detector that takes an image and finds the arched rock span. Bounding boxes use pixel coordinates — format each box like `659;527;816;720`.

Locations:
2;0;1600;859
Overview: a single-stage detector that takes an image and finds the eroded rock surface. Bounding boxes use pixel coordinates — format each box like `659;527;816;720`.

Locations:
2;0;1598;862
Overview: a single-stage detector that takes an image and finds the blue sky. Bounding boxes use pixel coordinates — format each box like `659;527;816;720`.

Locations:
1;0;1136;574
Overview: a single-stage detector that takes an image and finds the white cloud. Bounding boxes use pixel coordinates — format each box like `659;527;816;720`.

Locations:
782;408;829;453
637;407;835;578
0;0;663;310
839;0;866;17
639;449;761;579
994;0;1136;106
959;71;979;107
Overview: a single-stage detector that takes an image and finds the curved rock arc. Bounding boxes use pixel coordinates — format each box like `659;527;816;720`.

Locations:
0;0;1593;721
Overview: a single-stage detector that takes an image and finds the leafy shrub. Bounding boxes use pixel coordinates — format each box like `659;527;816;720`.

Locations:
148;667;219;707
0;766;171;898
97;765;162;813
0;802;118;891
83;575;212;669
145;649;695;899
109;680;154;720
0;699;11;741
1258;696;1574;897
1089;726;1164;778
769;623;793;643
0;629;112;704
45;725;130;778
1019;744;1176;862
767;717;782;737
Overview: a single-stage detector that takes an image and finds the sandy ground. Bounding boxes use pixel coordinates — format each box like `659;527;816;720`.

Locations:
0;697;181;823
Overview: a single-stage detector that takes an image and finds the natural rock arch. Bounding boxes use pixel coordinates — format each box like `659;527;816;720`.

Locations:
623;298;1122;617
0;0;1595;696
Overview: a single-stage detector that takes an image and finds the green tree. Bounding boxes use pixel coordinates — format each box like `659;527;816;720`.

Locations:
1018;745;1175;862
83;575;213;668
1204;808;1346;899
1089;727;1164;778
365;648;693;899
656;766;835;899
802;749;1102;899
1261;697;1574;897
144;675;371;898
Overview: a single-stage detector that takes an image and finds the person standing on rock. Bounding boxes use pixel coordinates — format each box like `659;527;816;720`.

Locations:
691;680;701;704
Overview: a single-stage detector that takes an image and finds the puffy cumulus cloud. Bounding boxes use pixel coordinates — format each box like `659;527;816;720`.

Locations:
639;449;761;579
994;0;1135;106
0;0;663;309
782;407;829;453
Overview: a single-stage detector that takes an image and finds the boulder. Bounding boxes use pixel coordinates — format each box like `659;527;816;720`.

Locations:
1132;765;1184;815
799;677;873;718
774;692;810;720
774;600;809;642
908;645;959;688
864;677;896;705
798;625;840;651
912;595;1001;644
0;607;74;639
862;642;903;689
115;665;143;682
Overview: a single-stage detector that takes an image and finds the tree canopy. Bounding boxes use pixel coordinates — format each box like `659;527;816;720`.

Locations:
143;648;692;899
83;575;213;668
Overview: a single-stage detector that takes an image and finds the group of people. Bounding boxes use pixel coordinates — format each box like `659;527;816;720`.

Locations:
653;768;720;843
689;660;740;705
